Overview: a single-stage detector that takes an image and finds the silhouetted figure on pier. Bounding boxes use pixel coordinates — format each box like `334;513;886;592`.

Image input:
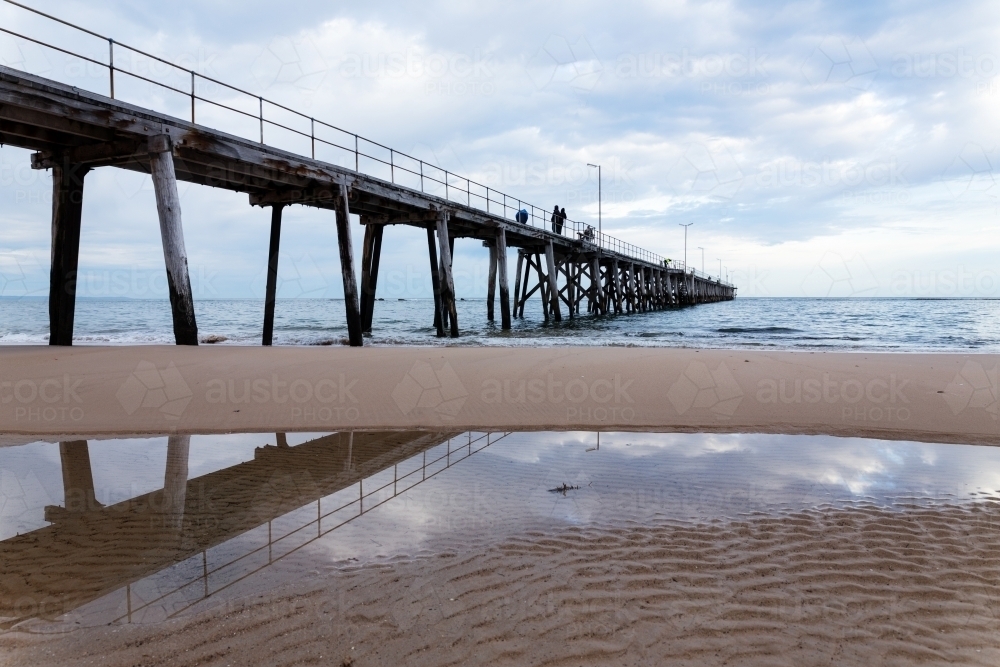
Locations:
560;207;568;233
551;205;562;234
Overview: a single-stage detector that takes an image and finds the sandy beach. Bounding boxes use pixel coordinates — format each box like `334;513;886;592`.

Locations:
0;346;997;444
3;346;1000;666
4;495;1000;667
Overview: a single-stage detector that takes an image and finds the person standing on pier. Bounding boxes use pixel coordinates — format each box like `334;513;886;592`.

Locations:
551;205;563;234
560;207;568;234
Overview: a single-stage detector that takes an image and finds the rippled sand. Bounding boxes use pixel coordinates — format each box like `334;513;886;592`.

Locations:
5;497;1000;666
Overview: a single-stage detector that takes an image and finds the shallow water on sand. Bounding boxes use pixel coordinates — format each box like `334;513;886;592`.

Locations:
2;297;999;350
3;429;1000;640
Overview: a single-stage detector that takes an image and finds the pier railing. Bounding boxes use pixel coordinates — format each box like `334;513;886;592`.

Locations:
0;0;731;286
113;431;508;624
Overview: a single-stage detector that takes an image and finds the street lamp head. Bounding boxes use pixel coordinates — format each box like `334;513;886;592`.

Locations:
587;163;599;168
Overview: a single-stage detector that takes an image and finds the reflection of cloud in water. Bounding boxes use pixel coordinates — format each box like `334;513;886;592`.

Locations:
311;432;1000;566
7;430;1000;629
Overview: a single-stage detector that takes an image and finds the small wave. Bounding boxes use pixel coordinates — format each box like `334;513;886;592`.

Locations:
717;326;801;334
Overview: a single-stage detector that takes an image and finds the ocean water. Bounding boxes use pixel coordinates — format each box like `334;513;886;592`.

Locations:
0;297;998;351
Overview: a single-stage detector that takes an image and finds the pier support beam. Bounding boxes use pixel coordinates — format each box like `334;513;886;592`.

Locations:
436;211;459;337
566;261;576;318
590;257;601;314
360;223;383;334
533;253;549;320
58;440;99;513
487;242;497;322
426;228;445;336
262;204;284;346
48;161;90;346
163;434;190;531
611;259;622;314
544;241;561;322
513;251;524;318
335;183;363;347
149;136;198;345
496;226;511;330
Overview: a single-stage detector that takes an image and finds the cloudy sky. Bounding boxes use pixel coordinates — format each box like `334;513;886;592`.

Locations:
1;0;998;299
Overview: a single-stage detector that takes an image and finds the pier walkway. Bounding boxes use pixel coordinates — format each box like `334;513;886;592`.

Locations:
0;2;734;346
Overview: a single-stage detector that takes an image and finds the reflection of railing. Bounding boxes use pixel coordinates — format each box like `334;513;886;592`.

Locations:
114;431;508;624
0;0;731;286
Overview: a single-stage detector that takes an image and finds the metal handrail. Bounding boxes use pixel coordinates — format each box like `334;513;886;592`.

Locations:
113;431;509;624
0;0;735;287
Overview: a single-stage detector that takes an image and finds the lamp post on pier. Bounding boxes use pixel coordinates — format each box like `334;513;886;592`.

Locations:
679;223;693;273
717;258;722;281
587;163;601;236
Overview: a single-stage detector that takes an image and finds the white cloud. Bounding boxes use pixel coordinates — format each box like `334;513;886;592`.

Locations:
1;0;997;298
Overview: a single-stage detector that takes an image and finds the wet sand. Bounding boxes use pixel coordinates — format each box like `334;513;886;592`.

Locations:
0;346;998;444
4;497;1000;666
3;346;1000;665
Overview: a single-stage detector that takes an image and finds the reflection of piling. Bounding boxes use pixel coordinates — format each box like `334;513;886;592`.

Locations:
162;435;190;531
47;440;101;517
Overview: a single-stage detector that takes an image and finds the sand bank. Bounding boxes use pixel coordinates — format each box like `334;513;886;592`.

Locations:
5;497;1000;666
0;346;997;443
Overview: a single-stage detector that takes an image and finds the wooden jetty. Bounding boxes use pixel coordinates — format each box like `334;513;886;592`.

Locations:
0;8;734;347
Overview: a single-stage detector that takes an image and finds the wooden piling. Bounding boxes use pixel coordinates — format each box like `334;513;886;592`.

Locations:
544;241;561;322
48;161;89;346
513;250;524;318
487;242;497;321
532;253;548;320
590;257;601;314
496;226;511;330
436;211;460;337
335;183;363;346
148;136;198;346
360;223;383;333
566;261;576;318
426;227;445;336
611;259;622;314
262;203;283;346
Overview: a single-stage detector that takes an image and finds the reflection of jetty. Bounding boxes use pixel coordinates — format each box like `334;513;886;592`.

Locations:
0;4;734;347
0;430;506;627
